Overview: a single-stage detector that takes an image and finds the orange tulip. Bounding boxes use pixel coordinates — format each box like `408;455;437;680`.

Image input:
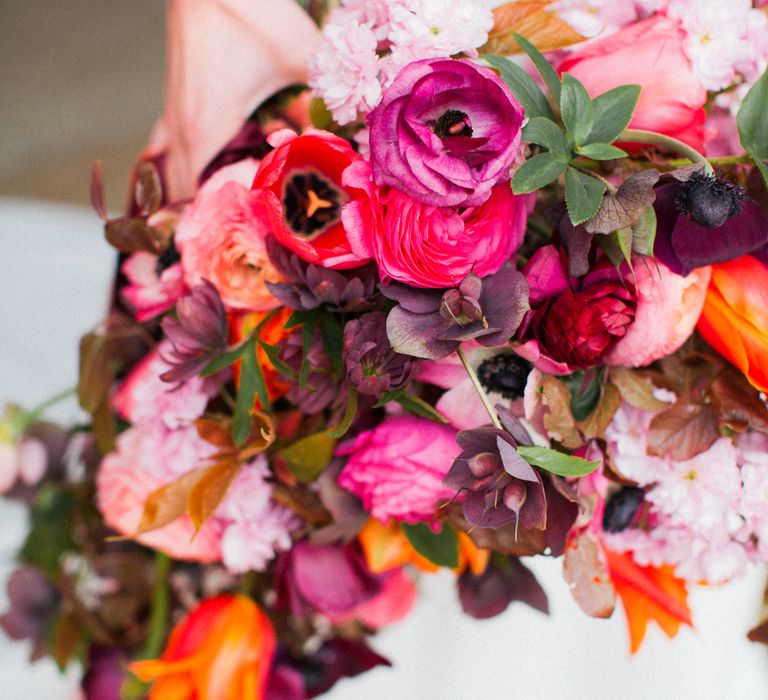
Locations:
129;595;276;700
697;255;768;393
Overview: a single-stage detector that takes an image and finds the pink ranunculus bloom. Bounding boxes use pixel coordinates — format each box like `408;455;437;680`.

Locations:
515;246;637;374
605;260;711;367
174;159;284;312
253;129;370;270
558;15;707;151
343;160;527;288
112;342;220;431
336;415;460;523
367;57;524;208
121;252;186;322
145;0;321;200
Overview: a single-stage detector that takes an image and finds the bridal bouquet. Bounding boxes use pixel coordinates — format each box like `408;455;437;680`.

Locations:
3;0;768;697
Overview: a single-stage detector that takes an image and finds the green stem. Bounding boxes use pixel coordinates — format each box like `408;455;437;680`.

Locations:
619;129;715;175
27;387;77;423
456;347;502;430
141;552;171;659
667;155;752;168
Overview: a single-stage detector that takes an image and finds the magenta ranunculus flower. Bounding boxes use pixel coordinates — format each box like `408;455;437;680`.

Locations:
367;57;524;208
343;160;527;288
336;415;460;523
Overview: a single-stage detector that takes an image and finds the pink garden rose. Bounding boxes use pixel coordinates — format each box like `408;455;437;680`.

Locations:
337;415;460;523
146;0;320;200
558;15;707;151
175;159;284;311
367;57;524;207
343;160;527;288
605;260;711;367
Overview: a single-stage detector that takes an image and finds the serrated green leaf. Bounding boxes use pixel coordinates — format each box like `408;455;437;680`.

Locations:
564;167;606;226
576;143;628;160
327;387;358;439
560;74;594;147
737;68;768;163
284;309;315;329
513;32;561;103
402;522;459;568
630;206;657;257
517;446;600;477
258;341;298;380
279;432;336;483
484;54;554;120
396;392;449;423
200;342;249;377
512;152;568;194
232;341;266;446
587;84;641;145
522;117;570;159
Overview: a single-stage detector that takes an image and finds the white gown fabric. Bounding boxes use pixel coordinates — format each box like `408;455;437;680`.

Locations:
1;197;767;699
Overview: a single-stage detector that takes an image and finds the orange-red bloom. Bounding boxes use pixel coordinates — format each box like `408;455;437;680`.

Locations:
129;595;276;700
697;255;768;393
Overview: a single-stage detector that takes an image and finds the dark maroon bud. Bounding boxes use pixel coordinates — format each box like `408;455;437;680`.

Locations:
674;171;746;228
602;486;645;533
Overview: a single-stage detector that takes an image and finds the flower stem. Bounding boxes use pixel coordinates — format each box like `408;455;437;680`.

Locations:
27;386;77;422
619;129;715;175
141;552;171;659
456;347;502;430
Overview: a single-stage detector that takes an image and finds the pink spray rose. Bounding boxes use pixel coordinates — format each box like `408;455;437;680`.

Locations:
558;15;707;151
516;246;636;373
343;160;527;288
337;415;460;523
367;57;524;207
174;159;284;312
145;0;320;200
605;261;711;367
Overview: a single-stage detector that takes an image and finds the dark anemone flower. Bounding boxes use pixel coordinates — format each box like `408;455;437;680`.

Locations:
160;280;228;383
383;265;529;360
343;311;416;398
654;169;768;276
264;235;378;312
444;418;546;531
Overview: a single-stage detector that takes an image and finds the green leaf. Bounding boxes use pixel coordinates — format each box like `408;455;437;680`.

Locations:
233;340;258;446
327;387;359;439
402;522;459;568
615;227;634;269
309;97;333;130
517;446;600;477
20;486;76;578
737;68;768;165
284;309;315;329
319;313;343;374
522;117;570;159
200;341;248;377
513;32;562;104
630;206;657;257
512;152;568;194
396;392;449;423
747;148;768;190
258;341;298;380
484;54;554;120
562;369;602;422
279;432;336;483
576;143;628;160
373;385;408;408
587;84;641;145
299;315;318;388
564;167;606;226
560;74;594;147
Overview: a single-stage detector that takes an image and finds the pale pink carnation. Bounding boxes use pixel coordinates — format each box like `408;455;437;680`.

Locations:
337;415;460;523
308;11;382;125
112;342;219;430
121;252;185;322
737;432;768;559
605;260;711;367
175;158;283;312
551;0;638;38
340;0;397;43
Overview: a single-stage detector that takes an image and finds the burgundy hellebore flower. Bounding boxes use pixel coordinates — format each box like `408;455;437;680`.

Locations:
444;421;546;531
280;329;340;414
383;266;529;360
516;245;636;373
653;170;768;276
367;58;524;207
160;280;228;383
343;311;416;398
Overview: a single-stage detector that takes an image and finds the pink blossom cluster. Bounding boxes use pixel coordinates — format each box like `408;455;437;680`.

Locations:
603;400;768;584
308;0;493;125
98;342;297;573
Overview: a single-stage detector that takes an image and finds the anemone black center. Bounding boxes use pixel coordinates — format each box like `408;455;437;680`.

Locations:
432;110;473;139
674;171;746;228
477;354;532;400
283;170;343;239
